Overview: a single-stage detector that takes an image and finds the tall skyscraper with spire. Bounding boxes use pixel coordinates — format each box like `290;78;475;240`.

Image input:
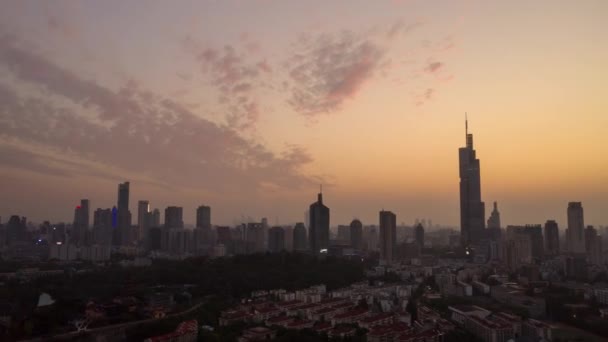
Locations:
459;115;486;247
309;187;329;254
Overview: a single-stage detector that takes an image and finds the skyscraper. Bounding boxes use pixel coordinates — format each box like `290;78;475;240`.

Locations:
268;226;285;253
164;206;184;229
309;190;329;254
585;226;603;265
544;220;559;256
487;202;501;229
117;182;131;245
379;210;396;263
350;219;363;250
566;202;585;253
72;199;90;245
137;200;150;242
414;223;425;249
293;222;307;251
459;117;486;247
151;208;161;227
196;205;211;229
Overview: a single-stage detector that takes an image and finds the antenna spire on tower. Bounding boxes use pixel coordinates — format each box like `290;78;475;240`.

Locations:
465;112;468;137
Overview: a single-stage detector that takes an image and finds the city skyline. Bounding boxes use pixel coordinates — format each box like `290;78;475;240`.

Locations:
1;1;607;227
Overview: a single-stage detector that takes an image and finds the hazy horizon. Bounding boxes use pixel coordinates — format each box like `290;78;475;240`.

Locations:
1;0;607;228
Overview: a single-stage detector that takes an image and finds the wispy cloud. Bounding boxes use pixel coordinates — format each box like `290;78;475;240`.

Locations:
0;35;316;193
284;31;386;116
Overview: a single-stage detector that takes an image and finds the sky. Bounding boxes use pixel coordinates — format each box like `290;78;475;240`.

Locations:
0;0;607;228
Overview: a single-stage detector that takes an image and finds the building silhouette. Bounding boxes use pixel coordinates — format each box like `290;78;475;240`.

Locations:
268;226;285;253
350;219;363;250
543;220;559;256
293;222;307;251
72;199;89;245
164;206;184;229
415;223;425;249
196;205;211;229
379;210;396;263
459;117;485;247
487;202;501;229
116;182;132;245
137;200;150;242
566;202;585;253
309;190;329;254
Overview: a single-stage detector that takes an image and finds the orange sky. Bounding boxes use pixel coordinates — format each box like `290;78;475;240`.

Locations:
0;0;607;227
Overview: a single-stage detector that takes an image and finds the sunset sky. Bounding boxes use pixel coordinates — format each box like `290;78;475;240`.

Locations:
1;0;607;228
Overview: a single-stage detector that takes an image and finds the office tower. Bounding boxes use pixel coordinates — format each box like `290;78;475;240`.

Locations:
93;208;113;245
544;220;559;256
501;233;532;270
350;219;363;250
151;208;161;227
585;226;603;265
284;226;294;251
137;200;150;242
337;225;350;243
293;222;307;251
72;199;90;245
216;226;232;245
525;225;544;260
268;226;285;253
116;182;131;245
6;215;26;244
415;223;425;248
566;202;585;253
309;190;330;254
246;222;264;253
487;202;501;229
459;117;486;247
164;206;184;229
196;205;211;229
506;225;543;260
379;210;396;263
367;226;379;252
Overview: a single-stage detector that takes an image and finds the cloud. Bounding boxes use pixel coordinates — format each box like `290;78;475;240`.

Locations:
285;31;385;116
185;41;272;130
0;35;317;194
425;61;443;73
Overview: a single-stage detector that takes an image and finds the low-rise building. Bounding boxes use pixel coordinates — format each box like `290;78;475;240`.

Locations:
448;305;491;325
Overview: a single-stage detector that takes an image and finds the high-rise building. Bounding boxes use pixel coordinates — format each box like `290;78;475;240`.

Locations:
72;199;90;245
566;202;585;253
415;223;425;248
6;215;26;244
585;226;603;265
544;220;559;256
151;208;161;227
268;226;285;253
164;206;184;229
283;226;294;251
487;202;501;229
350;219;363;250
309;190;329;254
379;210;396;263
137;200;150;242
459;117;486;247
506;225;543;260
196;205;211;229
116;182;131;245
337;225;350;243
246;222;265;253
93;208;113;245
293;222;307;251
